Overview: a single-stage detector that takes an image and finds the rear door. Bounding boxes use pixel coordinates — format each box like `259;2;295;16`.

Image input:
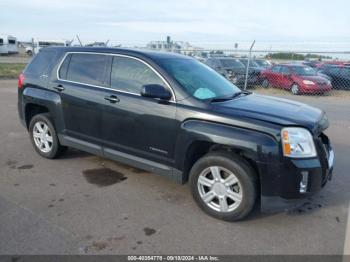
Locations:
279;66;293;89
269;65;282;87
52;52;112;145
101;55;177;167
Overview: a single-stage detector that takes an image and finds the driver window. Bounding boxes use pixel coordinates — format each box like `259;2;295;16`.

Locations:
111;56;166;94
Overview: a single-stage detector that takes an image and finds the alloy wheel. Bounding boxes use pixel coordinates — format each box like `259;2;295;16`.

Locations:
32;121;53;153
197;166;243;213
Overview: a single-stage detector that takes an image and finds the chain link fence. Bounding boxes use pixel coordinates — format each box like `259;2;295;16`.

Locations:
155;47;350;97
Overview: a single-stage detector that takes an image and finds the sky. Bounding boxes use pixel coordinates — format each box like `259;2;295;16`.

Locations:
1;0;349;51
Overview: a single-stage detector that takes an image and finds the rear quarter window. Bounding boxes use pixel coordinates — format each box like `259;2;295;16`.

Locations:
58;54;72;79
25;50;58;76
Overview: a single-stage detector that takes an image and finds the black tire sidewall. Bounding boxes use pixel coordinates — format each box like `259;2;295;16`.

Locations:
262;79;269;88
29;113;61;159
189;152;256;221
291;84;300;95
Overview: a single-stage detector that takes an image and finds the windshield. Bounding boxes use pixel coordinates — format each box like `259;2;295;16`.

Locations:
291;66;316;76
256;60;271;67
220;59;244;68
159;58;241;100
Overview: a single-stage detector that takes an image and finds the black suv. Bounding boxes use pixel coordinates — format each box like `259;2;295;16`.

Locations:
18;47;334;221
317;64;350;89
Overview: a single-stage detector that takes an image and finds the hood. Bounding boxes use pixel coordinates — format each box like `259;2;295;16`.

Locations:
222;66;246;74
211;94;328;134
296;75;329;84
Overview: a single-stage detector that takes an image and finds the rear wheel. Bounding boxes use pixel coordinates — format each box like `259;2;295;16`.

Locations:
29;113;66;159
189;152;257;221
262;79;269;88
291;83;300;95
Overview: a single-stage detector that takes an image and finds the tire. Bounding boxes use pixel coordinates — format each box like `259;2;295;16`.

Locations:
262;78;269;88
291;83;300;95
27;50;33;56
29;113;66;159
189;151;257;221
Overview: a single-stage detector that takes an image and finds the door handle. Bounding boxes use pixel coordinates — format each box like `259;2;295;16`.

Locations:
53;85;65;92
104;95;120;103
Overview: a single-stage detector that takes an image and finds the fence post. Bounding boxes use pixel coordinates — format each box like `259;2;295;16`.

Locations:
244;40;256;90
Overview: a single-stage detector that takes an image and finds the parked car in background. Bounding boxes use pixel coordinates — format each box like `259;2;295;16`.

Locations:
205;57;256;86
261;64;332;95
239;58;264;84
254;59;272;68
302;60;323;68
0;34;18;55
317;64;350;89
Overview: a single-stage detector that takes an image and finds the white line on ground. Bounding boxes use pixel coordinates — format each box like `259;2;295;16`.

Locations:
344;202;350;257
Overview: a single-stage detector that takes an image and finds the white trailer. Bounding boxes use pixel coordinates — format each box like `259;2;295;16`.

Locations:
0;35;18;55
26;39;70;56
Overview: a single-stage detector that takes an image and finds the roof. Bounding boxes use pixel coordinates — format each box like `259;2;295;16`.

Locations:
278;63;308;67
46;46;189;61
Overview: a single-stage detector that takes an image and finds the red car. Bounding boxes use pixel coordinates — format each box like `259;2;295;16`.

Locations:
261;64;332;95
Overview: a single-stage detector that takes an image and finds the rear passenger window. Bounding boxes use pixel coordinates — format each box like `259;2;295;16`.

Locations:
110;56;165;94
65;54;111;86
0;39;3;45
25;50;57;76
271;66;281;72
280;66;290;74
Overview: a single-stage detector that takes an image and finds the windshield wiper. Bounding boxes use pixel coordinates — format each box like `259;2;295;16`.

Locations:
209;90;252;103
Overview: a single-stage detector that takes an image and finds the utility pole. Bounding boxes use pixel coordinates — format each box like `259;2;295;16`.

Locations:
244;40;255;90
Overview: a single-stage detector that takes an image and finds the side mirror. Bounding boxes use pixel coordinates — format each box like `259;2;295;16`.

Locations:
141;84;172;100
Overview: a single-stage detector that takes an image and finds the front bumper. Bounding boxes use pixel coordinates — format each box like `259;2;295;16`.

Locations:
300;83;332;94
260;133;334;212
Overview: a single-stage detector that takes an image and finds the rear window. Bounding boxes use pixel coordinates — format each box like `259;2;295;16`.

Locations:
25;50;57;76
64;53;111;86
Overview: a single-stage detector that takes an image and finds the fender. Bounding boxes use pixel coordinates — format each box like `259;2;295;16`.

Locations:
174;119;281;173
22;87;65;135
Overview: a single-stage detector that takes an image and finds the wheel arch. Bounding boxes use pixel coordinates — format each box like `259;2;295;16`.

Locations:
176;120;280;184
22;87;64;133
25;103;50;129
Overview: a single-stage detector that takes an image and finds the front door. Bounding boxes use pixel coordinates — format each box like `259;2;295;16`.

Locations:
101;55;177;167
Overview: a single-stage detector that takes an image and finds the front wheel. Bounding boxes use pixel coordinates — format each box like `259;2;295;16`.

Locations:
291;83;300;95
189;152;257;221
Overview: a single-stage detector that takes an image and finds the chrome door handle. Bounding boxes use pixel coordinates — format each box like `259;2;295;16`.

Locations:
104;95;120;103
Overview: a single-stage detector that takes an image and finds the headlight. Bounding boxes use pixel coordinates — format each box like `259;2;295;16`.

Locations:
302;80;315;85
281;127;316;158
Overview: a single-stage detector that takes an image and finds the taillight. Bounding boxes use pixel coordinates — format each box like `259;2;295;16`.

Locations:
18;73;25;89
